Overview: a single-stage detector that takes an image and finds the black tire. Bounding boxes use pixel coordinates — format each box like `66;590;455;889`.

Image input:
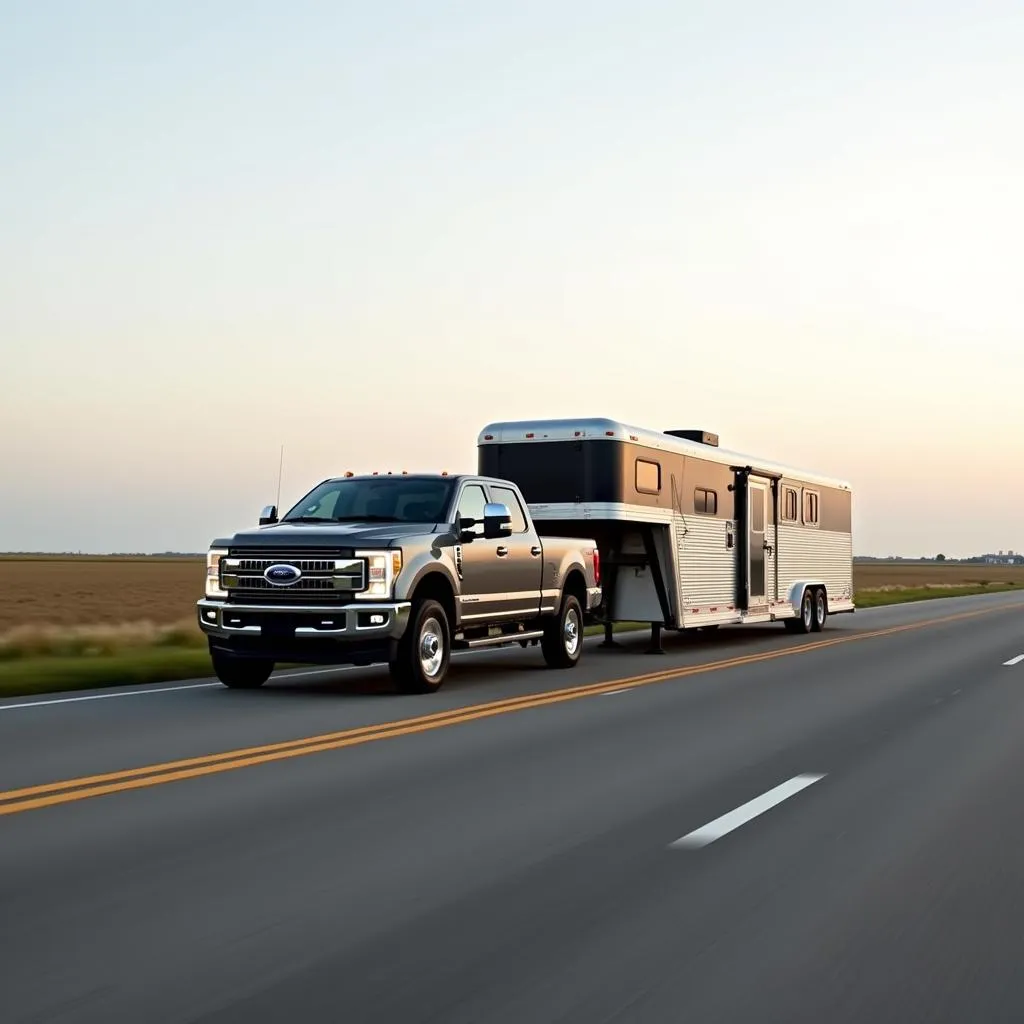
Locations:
389;598;451;693
211;651;274;689
811;588;828;632
793;589;815;634
541;593;584;670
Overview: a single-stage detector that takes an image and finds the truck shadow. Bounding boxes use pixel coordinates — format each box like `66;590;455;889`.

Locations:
251;622;840;699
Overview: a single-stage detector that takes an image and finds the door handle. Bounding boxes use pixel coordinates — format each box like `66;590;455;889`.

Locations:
530;546;541;556
496;546;509;557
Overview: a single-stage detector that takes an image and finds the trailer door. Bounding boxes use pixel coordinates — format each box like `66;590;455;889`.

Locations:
747;478;769;609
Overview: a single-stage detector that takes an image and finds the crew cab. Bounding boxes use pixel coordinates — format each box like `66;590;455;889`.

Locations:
197;473;601;692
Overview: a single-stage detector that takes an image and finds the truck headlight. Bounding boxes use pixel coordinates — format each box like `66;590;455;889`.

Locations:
356;549;402;599
205;548;229;599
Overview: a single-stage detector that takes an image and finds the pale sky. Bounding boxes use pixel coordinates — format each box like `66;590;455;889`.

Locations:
2;0;1021;558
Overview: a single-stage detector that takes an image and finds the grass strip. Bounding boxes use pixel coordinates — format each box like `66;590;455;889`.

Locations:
854;582;1024;607
0;649;217;698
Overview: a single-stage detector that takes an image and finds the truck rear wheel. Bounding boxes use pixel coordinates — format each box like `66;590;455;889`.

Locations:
211;651;274;689
542;593;583;670
389;598;451;693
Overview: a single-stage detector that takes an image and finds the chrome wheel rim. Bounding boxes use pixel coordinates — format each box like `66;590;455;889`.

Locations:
419;617;444;678
816;593;826;624
564;606;581;657
803;596;813;629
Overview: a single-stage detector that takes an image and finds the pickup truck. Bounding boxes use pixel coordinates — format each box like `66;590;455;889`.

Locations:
197;473;601;693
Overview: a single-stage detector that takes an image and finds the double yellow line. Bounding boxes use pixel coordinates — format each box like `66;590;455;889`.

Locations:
1;601;1020;818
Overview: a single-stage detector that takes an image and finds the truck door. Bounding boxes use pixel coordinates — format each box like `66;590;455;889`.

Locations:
487;483;543;619
453;482;504;625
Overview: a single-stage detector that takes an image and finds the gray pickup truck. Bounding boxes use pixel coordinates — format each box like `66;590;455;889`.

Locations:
197;473;601;693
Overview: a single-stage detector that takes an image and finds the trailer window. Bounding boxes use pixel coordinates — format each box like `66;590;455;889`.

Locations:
782;487;799;522
694;488;717;515
636;459;661;494
489;485;528;533
803;489;820;526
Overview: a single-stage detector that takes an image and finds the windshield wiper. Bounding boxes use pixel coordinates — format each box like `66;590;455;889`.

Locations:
332;515;401;523
283;514;402;524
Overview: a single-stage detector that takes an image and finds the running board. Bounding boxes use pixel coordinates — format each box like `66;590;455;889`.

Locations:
460;630;546;649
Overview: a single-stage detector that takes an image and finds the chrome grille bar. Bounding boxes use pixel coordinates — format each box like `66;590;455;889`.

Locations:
221;556;365;595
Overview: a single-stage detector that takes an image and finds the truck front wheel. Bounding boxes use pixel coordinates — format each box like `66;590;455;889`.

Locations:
390;598;451;694
211;651;275;689
542;593;584;670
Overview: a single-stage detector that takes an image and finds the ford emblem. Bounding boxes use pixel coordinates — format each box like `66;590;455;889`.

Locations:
264;563;302;586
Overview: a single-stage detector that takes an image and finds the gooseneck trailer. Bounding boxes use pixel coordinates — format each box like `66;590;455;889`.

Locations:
477;418;854;651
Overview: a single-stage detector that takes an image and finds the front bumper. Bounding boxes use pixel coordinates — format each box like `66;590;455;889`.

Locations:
197;599;411;643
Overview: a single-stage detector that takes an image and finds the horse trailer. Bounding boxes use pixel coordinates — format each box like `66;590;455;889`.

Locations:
478;418;854;652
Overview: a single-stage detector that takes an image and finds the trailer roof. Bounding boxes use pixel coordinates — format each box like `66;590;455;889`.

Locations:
477;417;853;492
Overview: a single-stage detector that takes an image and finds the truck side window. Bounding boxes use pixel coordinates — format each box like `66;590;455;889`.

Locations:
457;484;489;536
489;485;528;533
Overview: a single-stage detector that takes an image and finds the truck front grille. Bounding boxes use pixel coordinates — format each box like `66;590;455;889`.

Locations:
221;554;365;603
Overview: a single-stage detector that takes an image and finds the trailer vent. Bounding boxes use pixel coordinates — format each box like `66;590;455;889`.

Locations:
665;429;719;447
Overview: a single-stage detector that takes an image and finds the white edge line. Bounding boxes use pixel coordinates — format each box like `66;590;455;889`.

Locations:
0;682;222;711
601;688;634;696
1003;654;1024;666
0;663;374;712
670;773;826;849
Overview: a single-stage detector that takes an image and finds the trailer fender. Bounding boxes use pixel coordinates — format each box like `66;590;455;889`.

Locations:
787;580;827;615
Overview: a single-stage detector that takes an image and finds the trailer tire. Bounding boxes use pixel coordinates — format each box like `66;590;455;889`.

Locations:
542;593;583;670
791;589;815;635
211;652;274;689
389;598;451;694
811;587;828;632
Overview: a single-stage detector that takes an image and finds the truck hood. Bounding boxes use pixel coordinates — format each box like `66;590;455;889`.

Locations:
211;521;441;550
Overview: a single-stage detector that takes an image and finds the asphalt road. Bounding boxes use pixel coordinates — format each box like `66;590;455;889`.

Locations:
2;591;1024;1023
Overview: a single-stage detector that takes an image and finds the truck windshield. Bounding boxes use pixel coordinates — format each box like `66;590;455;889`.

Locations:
282;477;455;525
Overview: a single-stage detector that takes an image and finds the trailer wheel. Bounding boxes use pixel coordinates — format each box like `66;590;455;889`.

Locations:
791;589;814;635
811;588;828;632
389;598;451;693
542;593;583;670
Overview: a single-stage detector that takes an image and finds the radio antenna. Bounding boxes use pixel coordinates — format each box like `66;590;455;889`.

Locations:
275;444;285;510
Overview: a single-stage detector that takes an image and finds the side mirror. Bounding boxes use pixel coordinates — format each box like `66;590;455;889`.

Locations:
259;504;279;526
483;502;513;540
457;515;477;543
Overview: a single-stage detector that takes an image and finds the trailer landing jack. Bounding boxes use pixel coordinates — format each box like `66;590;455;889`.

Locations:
646;622;666;655
598;621;624;650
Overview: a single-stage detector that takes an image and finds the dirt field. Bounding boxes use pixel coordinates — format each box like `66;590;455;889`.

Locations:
0;556;205;629
853;561;1024;591
3;555;1023;632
